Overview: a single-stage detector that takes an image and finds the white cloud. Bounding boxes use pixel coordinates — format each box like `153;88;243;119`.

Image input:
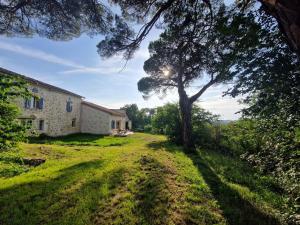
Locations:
197;97;243;120
61;65;138;75
134;48;150;60
0;41;131;75
0;41;85;69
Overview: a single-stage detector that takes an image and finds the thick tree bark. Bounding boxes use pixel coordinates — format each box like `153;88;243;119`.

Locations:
177;71;195;153
259;0;300;56
179;92;195;153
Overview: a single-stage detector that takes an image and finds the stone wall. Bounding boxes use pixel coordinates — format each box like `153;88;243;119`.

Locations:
80;104;111;134
110;115;127;131
14;80;131;137
16;84;82;136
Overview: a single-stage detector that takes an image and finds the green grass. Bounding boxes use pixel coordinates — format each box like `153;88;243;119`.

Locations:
0;133;287;225
0;150;30;178
29;133;130;147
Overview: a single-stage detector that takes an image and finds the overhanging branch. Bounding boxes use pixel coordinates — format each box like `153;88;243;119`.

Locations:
189;78;216;103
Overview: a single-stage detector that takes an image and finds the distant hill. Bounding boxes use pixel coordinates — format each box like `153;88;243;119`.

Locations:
216;120;234;125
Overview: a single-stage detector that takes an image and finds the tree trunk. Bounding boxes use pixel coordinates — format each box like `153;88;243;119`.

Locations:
260;0;300;56
178;92;195;153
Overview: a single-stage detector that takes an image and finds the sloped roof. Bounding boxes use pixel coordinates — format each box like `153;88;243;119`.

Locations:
82;101;124;116
110;109;127;116
0;67;83;98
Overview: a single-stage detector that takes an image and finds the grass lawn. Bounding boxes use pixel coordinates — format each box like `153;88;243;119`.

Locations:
0;133;287;225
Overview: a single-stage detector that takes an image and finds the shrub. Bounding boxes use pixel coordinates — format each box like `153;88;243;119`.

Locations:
218;119;262;156
0;102;27;150
0;73;30;151
143;124;152;133
151;103;218;147
219;119;299;223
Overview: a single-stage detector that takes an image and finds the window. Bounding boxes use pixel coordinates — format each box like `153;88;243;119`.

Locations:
39;120;44;131
32;88;38;93
33;97;38;108
24;98;30;109
66;98;73;112
36;98;44;109
72;118;76;127
111;120;115;129
24;97;44;110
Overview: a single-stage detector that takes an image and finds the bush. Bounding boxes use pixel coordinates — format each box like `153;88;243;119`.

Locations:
0;73;30;151
0;102;27;150
219;119;300;223
0;150;29;178
143;124;152;133
151;103;218;147
218;119;262;156
151;103;182;144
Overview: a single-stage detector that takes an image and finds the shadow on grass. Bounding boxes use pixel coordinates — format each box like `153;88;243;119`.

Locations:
147;140;281;225
0;160;127;225
29;133;127;147
91;155;172;225
29;133;104;144
147;140;182;153
135;155;170;225
190;155;280;225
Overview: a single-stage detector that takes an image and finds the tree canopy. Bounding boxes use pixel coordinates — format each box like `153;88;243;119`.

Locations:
136;1;261;151
0;0;113;40
1;1;299;57
98;0;300;58
120;104;154;131
223;10;300;130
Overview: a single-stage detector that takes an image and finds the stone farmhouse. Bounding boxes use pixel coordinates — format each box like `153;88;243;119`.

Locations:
1;67;132;136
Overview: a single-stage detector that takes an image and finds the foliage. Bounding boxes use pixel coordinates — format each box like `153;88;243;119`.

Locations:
0;150;29;178
0;72;30;101
136;2;245;100
0;133;287;225
0;73;30;150
0;102;27;150
218;119;263;156
121;104;140;130
151;103;182;144
237;0;300;57
222;10;300;130
135;1;255;150
0;0;113;40
151;103;218;147
139;108;155;130
2;0;299;60
97;15;136;59
121;104;154;131
219;119;300;224
214;9;300;220
98;0;300;60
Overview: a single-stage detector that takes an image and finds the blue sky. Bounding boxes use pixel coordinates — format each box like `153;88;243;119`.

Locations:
0;21;242;120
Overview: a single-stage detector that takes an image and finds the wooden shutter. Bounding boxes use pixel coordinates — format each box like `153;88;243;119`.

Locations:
39;98;44;109
24;99;30;109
